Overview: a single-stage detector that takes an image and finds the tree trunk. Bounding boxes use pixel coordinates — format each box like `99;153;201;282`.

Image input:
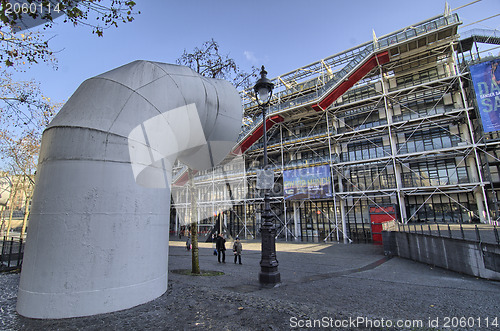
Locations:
188;169;200;274
0;205;5;236
191;220;200;274
6;198;15;237
20;194;30;238
5;179;20;238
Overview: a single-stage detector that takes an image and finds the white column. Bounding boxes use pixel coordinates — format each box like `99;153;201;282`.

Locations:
293;202;300;240
460;124;487;221
382;70;407;222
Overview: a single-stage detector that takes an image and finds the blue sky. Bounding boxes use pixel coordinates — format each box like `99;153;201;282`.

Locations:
13;0;500;104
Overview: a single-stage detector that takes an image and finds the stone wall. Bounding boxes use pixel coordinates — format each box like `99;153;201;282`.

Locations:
382;231;500;280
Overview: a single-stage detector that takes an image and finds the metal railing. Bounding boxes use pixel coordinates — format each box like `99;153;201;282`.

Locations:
459;28;500;41
396;222;500;245
349;223;373;244
1;236;24;272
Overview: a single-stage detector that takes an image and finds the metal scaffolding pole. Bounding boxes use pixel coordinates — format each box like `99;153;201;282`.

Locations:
326;110;343;242
381;66;407;223
452;41;492;223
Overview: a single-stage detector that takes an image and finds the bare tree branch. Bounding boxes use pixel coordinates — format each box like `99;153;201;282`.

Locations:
177;38;257;89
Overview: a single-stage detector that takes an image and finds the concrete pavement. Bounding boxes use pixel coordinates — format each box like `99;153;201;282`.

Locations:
0;238;499;330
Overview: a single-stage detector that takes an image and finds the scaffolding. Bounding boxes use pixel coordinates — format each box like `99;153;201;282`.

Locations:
171;12;500;243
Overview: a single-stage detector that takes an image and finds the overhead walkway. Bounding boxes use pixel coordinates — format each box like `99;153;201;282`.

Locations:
311;51;389;111
232;47;389;156
236;115;284;154
458;28;500;52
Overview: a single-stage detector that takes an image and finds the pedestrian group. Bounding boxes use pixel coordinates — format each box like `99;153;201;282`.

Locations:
215;233;242;264
185;232;243;264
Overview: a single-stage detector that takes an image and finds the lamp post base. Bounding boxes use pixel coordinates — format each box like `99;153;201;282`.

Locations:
259;267;281;284
259;222;280;285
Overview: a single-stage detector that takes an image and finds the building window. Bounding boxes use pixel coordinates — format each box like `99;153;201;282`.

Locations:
343;109;386;132
393;93;452;122
342;138;391;162
344;165;396;191
402;159;469;187
406;193;475;223
395;68;439;89
397;127;461;154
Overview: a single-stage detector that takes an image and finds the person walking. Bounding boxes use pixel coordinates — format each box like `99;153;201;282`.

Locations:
216;233;226;263
233;237;242;264
186;236;191;251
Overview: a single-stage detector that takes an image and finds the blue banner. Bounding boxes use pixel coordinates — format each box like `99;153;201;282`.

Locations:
283;165;332;200
470;59;500;133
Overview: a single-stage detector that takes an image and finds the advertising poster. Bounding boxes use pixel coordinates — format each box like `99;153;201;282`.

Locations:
470;59;500;133
283;165;332;200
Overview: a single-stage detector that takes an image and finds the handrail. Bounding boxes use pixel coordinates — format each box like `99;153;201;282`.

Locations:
459;28;500;40
238;47;375;140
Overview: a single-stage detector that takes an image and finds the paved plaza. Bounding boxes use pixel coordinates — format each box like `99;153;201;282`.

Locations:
1;238;500;330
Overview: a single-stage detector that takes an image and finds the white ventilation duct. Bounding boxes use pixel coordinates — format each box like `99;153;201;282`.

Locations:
0;177;11;206
16;61;242;318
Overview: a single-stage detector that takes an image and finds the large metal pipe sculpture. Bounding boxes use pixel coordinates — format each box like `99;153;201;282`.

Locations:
16;61;242;318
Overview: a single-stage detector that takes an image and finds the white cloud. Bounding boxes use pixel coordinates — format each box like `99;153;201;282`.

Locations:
244;50;259;65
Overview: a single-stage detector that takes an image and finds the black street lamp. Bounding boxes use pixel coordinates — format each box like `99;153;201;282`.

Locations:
254;66;280;284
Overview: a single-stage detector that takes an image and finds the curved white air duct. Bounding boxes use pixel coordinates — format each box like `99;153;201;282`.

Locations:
0;177;11;206
16;61;242;318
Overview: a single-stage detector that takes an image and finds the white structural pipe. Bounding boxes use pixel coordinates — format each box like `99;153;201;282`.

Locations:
0;177;11;206
17;61;242;318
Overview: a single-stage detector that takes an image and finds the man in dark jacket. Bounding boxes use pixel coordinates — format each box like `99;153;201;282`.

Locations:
216;233;226;263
